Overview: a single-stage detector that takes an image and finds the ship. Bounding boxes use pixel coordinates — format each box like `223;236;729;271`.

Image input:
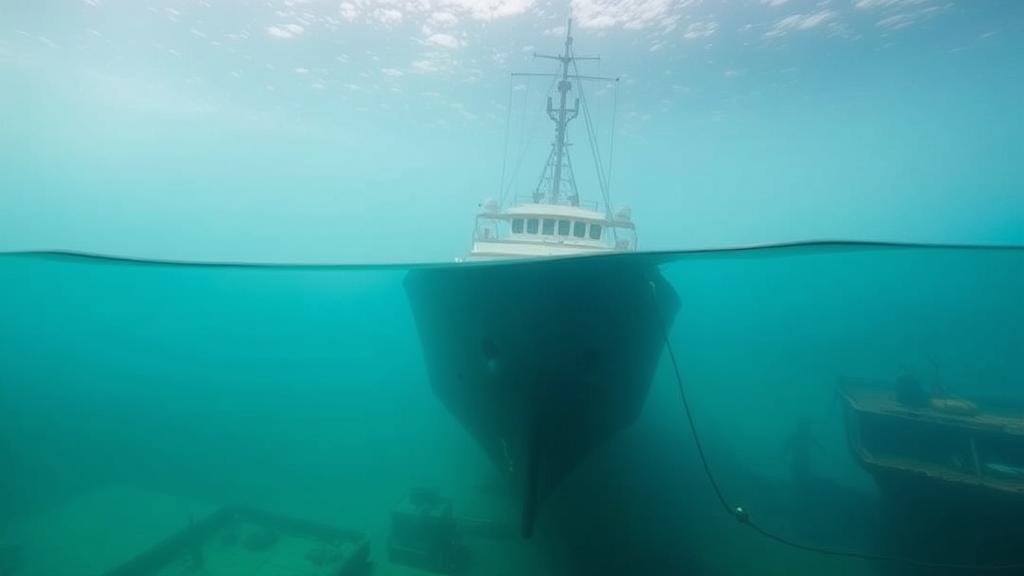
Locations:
841;375;1024;510
404;21;680;538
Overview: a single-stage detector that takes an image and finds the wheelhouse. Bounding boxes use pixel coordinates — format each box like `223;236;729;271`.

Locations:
470;199;636;260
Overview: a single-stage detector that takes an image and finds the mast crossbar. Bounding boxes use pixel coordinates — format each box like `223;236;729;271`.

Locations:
511;72;618;82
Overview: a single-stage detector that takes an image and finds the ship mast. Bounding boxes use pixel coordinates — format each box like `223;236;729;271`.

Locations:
532;19;597;206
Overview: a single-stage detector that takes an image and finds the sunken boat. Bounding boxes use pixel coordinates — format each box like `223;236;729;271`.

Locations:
405;21;679;538
841;376;1024;511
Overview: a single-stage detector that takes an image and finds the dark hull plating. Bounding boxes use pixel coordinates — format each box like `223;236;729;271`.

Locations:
404;256;679;537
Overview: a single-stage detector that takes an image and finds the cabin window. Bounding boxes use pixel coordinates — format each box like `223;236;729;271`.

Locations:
527;218;539;234
573;221;586;238
558;219;570;236
589;224;603;240
512;219;524;234
542;219;555;235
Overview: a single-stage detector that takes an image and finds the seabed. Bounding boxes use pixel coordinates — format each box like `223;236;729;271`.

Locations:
0;482;548;576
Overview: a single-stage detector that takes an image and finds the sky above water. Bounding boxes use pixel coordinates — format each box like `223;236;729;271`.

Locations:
1;0;1021;263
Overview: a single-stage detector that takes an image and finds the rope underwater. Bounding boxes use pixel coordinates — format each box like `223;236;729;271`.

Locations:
646;278;1024;572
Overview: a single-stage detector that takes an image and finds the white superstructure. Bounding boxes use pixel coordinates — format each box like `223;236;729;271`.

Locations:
470;201;635;259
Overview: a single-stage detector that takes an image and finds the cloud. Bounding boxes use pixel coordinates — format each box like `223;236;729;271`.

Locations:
410;49;458;74
683;21;718;39
266;23;305;39
876;14;916;29
425;32;461;49
761;0;789;5
412;60;437;72
334;0;532;26
765;9;835;38
429;11;459;27
339;2;358;21
570;0;689;31
381;67;404;76
443;0;535;21
373;7;403;26
412;59;443;73
854;0;946;30
854;0;928;8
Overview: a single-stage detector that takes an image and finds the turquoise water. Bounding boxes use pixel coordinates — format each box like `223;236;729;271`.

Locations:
2;1;1023;574
1;243;1021;575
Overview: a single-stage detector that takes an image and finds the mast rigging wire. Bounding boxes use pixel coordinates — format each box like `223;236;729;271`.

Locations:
607;83;619;204
497;74;515;207
569;45;616;216
501;75;558;205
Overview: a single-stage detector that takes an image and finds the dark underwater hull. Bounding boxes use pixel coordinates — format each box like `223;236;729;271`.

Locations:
404;256;679;537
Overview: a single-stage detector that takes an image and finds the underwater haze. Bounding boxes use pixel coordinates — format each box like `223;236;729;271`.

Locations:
2;1;1024;575
0;245;1022;576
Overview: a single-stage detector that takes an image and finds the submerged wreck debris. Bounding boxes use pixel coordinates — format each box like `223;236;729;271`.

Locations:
842;376;1024;509
102;506;370;576
306;544;349;566
388;487;465;575
839;375;1024;569
307;539;371;576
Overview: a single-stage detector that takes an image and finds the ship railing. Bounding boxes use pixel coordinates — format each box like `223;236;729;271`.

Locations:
510;195;602;212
